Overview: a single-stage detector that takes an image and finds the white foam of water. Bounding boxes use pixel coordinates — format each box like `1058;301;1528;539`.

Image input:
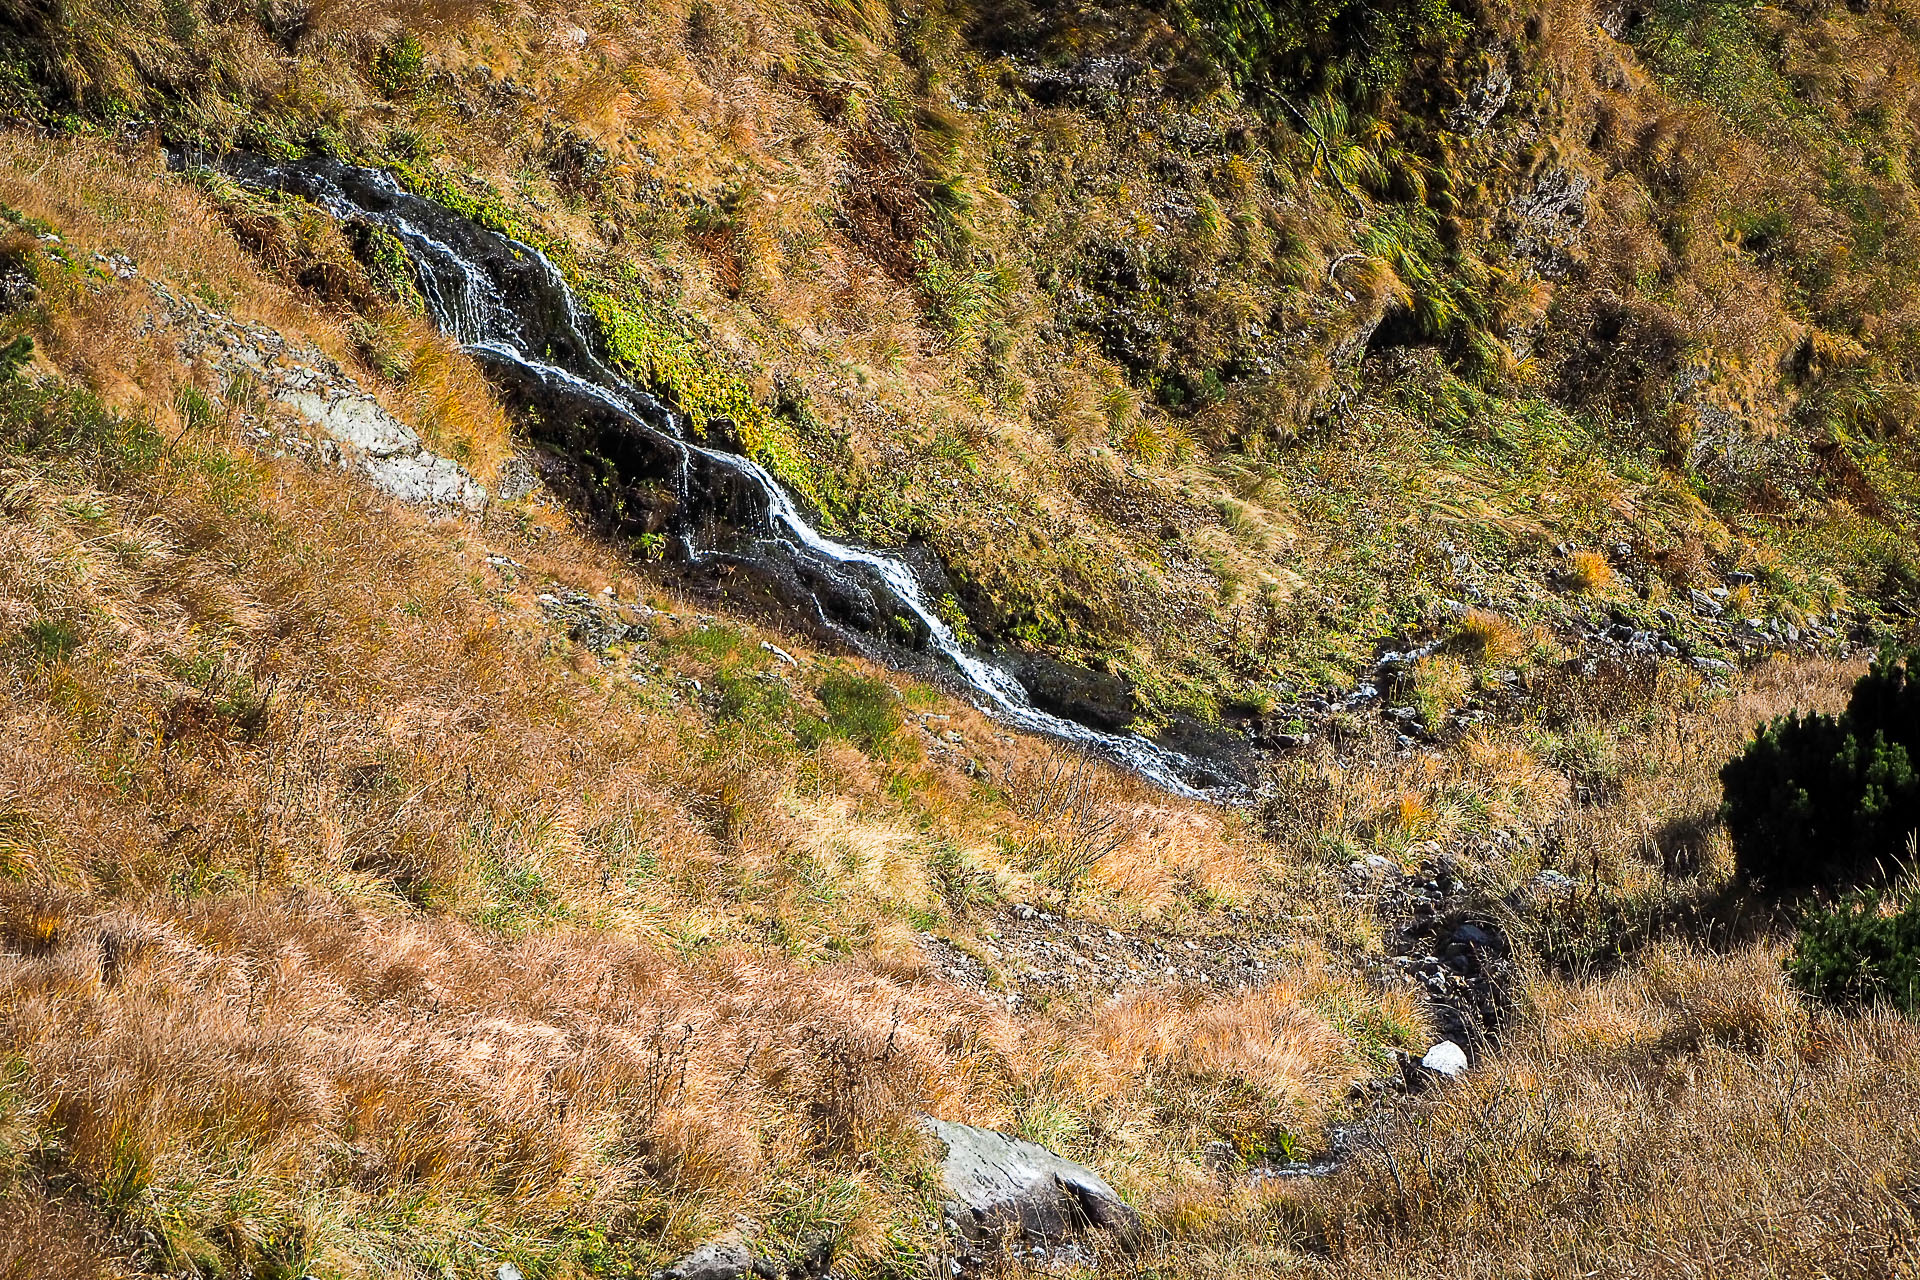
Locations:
275;160;1225;799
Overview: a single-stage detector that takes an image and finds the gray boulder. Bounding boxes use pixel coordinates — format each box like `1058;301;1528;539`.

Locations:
652;1229;835;1280
925;1118;1141;1249
653;1238;769;1280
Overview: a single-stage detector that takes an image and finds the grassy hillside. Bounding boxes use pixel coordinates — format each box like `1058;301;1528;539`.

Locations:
6;0;1919;719
1;0;1920;1275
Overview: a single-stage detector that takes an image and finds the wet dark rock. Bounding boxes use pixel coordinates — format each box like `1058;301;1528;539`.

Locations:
1359;853;1515;1051
1001;652;1134;732
1451;922;1496;949
992;650;1252;787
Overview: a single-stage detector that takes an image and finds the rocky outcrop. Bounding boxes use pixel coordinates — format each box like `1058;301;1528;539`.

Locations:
650;1227;833;1280
926;1118;1141;1252
143;281;488;511
1507;167;1591;280
641;1125;1139;1280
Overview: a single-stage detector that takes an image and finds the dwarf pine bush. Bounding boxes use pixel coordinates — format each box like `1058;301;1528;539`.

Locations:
1721;651;1920;892
1788;878;1920;1013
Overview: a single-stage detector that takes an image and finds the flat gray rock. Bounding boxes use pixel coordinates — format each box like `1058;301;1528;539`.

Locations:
653;1238;757;1280
925;1118;1140;1249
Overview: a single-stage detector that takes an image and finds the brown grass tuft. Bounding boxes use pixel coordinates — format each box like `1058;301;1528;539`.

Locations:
1563;549;1615;594
1454;607;1527;665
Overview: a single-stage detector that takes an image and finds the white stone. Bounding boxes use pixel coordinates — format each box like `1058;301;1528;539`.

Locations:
1421;1040;1469;1076
145;282;488;512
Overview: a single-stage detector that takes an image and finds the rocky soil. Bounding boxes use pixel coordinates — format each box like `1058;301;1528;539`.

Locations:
918;905;1300;1006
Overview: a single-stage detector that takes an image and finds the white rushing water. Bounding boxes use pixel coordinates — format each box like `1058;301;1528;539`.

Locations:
248;159;1226;799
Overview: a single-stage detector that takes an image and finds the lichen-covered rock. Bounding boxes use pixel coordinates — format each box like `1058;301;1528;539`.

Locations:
653;1238;760;1280
143;282;488;511
925;1117;1141;1250
651;1229;833;1280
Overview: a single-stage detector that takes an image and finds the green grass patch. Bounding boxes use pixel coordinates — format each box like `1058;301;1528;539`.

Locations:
814;672;903;748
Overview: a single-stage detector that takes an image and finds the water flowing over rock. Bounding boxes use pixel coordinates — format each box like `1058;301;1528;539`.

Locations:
209;153;1228;798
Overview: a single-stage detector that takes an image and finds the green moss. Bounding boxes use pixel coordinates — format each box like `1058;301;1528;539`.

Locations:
387;162;545;249
388;163;837;514
580;284;831;511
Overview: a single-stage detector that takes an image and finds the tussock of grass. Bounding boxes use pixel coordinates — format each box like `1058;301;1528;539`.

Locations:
12;0;1916;719
1135;945;1920;1276
1563;549;1615;595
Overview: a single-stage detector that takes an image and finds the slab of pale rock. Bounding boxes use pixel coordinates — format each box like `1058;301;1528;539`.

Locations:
145;282;488;511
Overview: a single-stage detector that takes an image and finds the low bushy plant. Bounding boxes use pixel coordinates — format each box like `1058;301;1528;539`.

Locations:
1788;878;1920;1013
0;333;30;380
372;32;426;98
1721;651;1920;891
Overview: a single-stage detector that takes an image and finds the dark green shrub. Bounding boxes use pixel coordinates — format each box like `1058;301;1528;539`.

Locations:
814;672;901;748
17;618;80;666
1788;882;1920;1013
0;333;30;379
1721;651;1920;892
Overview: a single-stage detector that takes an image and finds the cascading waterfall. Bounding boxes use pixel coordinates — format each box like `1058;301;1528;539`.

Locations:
212;154;1231;800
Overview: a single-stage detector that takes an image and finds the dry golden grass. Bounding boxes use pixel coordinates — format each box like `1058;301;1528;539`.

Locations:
1453;607;1527;666
1134;944;1920;1278
1563;549;1615;595
0;134;515;486
0;889;1003;1266
0;1;1916;1262
1522;654;1864;901
0;172;1395;1270
0;289;1900;1272
0;440;1370;1271
0;1191;115;1279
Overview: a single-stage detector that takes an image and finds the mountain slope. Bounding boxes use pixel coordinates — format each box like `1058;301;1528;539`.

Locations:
6;0;1917;721
2;0;1920;1275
